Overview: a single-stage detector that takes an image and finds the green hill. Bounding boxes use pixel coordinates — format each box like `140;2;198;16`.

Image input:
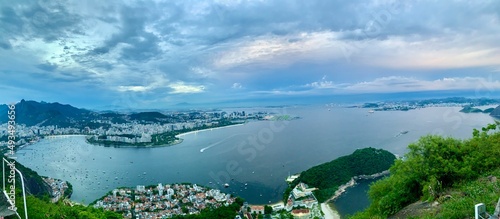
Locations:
459;105;496;114
351;122;500;219
286;147;396;202
459;105;483;113
128;111;171;123
0;157;51;199
0;157;122;219
491;105;500;118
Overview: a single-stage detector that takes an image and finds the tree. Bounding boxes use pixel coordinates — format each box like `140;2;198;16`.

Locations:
351;124;500;218
264;205;273;214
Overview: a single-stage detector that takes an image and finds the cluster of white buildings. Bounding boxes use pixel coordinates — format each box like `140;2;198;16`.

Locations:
42;177;69;203
367;101;480;112
0;110;267;150
286;182;318;210
94;183;236;219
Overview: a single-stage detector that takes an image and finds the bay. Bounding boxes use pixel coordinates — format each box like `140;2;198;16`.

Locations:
332;178;381;218
15;106;495;205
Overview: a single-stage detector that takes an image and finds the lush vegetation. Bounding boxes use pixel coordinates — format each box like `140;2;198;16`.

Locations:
12;195;123;219
284;148;396;202
0;156;51;197
351;122;500;219
415;168;500;219
0;157;122;219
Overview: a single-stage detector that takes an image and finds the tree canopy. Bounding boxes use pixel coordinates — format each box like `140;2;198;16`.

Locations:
286;147;396;202
351;122;500;218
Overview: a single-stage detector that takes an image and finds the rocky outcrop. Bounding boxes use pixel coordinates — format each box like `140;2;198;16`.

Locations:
326;170;390;202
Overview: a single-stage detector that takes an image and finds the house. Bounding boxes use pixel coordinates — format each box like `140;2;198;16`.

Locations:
250;205;265;215
291;209;310;219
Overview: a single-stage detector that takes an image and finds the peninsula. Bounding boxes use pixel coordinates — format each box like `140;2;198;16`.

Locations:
280;148;396;219
0;100;298;150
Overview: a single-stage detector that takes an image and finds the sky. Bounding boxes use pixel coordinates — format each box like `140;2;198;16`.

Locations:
1;0;500;109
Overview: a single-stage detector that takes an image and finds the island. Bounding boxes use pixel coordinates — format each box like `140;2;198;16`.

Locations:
459;105;495;114
490;105;500;118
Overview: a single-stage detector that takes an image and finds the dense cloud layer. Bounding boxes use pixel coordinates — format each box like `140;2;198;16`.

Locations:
1;0;500;108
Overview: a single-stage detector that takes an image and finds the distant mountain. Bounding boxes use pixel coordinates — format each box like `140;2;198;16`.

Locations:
483;107;495;114
0;99;97;127
175;102;191;106
98;112;128;124
0;104;7;118
128;111;170;123
490;105;500;118
460;106;484;113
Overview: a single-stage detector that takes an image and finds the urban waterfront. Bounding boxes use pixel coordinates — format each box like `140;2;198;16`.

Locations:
15;106;495;212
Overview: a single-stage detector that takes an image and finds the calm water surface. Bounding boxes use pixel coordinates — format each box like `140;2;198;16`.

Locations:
16;106;495;206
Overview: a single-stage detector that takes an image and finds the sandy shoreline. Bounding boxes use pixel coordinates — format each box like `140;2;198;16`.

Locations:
321;203;341;219
175;123;245;137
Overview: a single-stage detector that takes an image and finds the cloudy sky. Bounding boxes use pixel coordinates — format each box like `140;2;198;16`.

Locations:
1;0;500;108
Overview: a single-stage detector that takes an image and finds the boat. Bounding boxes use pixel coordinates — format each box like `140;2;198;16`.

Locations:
224;183;229;188
395;130;409;137
368;110;375;113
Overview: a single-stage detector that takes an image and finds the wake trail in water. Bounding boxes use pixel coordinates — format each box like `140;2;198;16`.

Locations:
200;133;248;152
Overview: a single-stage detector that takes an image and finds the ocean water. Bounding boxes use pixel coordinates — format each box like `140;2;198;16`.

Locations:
15;106;495;207
332;178;381;218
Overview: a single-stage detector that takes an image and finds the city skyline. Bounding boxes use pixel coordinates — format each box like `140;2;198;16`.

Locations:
1;0;500;108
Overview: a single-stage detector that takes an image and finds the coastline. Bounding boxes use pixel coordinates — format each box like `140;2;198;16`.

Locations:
325;170;390;203
84;123;245;148
175;123;245;138
321;203;341;219
319;170;389;218
98;139;185;148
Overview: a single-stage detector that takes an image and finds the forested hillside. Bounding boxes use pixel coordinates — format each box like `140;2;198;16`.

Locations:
286;147;396;202
351;122;500;218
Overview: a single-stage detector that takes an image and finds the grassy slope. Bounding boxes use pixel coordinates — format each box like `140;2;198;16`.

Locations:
418;168;500;219
350;122;500;219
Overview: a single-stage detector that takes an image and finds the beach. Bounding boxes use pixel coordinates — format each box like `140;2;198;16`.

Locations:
321;203;341;219
175;123;245;137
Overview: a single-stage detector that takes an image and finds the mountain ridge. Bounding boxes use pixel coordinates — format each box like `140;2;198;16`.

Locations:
0;99;95;127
